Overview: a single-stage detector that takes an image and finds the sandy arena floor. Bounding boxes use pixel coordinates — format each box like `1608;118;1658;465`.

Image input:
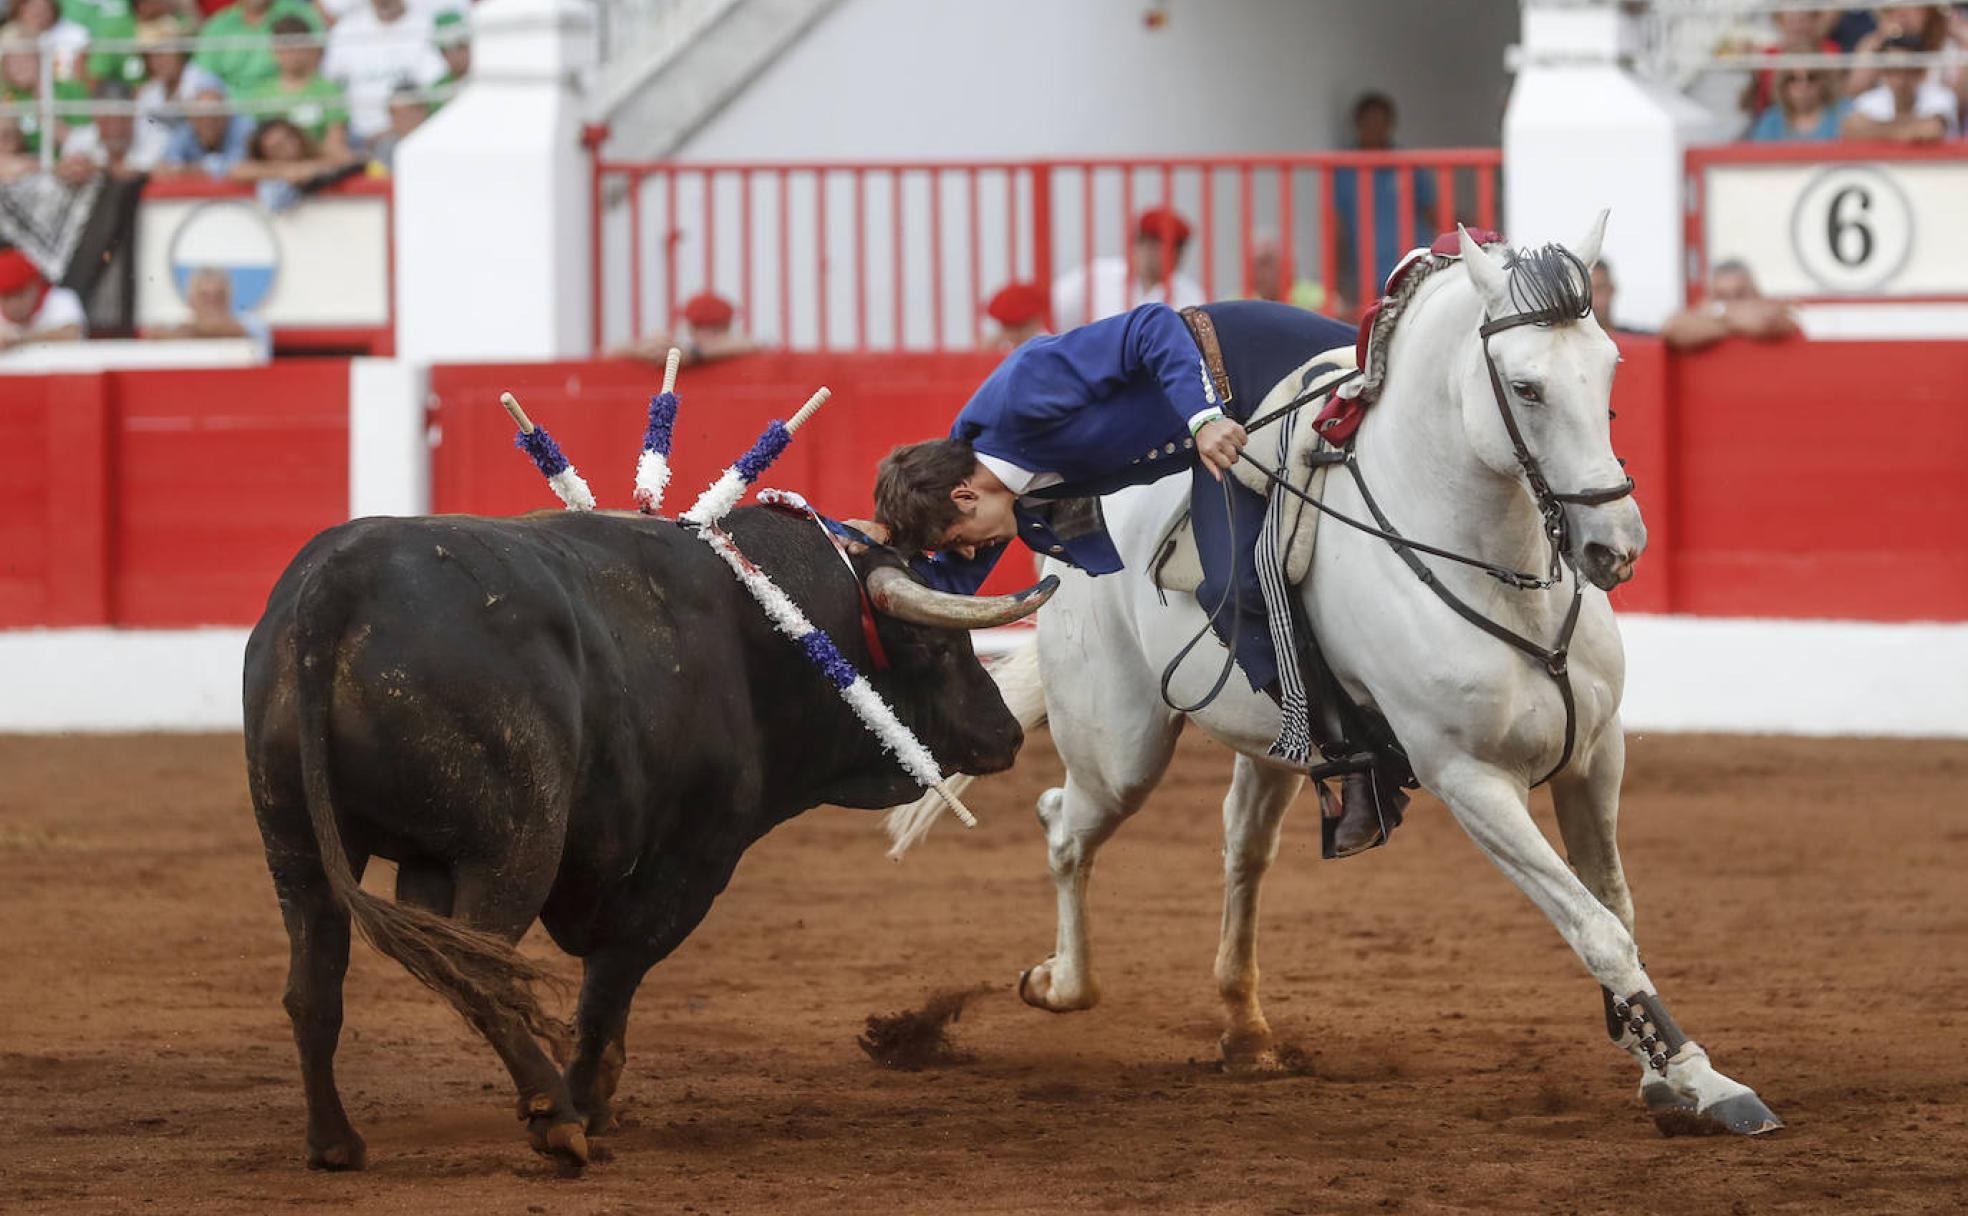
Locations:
1;729;1965;1214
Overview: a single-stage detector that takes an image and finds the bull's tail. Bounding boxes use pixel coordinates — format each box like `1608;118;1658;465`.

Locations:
292;563;572;1059
883;637;1047;858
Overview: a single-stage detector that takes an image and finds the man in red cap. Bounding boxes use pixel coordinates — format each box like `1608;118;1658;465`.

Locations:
609;289;761;367
982;281;1049;351
0;248;87;351
1051;205;1205;327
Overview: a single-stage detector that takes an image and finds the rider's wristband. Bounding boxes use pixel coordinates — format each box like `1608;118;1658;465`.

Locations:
1187;407;1226;437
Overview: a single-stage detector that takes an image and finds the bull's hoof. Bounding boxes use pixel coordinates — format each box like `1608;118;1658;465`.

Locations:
305;1133;367;1171
584;1105;618;1136
1017;958;1096;1013
527;1115;591;1166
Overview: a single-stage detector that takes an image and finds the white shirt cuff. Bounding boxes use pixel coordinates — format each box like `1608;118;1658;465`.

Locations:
1187;407;1226;436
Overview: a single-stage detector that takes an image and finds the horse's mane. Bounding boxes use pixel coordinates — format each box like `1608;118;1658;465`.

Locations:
1355;239;1592;406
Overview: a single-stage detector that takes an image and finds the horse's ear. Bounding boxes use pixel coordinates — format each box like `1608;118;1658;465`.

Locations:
1574;209;1610;268
1458;224;1509;314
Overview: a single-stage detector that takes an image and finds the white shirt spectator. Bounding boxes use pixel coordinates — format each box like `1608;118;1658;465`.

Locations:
1851;81;1961;136
322;4;448;141
61;119;166;172
1051;256;1206;328
316;0;465;23
134;62;226;147
0;285;88;341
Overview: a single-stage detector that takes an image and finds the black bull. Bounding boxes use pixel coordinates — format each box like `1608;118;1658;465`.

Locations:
243;507;1047;1170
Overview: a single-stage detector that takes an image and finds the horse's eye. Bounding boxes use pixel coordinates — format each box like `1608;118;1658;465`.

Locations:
1511;380;1543;405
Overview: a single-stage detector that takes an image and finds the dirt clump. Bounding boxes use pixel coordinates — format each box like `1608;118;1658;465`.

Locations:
856;986;991;1070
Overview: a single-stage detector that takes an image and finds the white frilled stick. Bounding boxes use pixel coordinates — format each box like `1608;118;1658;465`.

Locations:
633;348;686;515
697;524;976;828
503;392;596;511
681;387;832;526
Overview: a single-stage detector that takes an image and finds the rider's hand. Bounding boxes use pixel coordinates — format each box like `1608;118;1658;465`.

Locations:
1195;418;1249;481
841;518;890;555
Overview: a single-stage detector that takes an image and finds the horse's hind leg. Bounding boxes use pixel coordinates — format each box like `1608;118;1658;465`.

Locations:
1019;684;1182;1013
1215;755;1303;1069
1434;756;1780;1135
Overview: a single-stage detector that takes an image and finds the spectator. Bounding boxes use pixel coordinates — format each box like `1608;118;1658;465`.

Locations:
159;85;252;177
0;116;32;178
1587;257;1653;336
58;78;162;179
322;0;445;147
2;0;87;81
149;265;271;357
1246;233;1331;313
1745;8;1841;114
360;79;424;170
1659;259;1799;352
430;6;467;107
241;13;352;158
982;281;1048;351
65;0;147;88
1050;206;1205;327
608;290;762;366
1843;34;1960;140
195;0;325;96
134;16;225;145
1843;5;1952;97
1749;69;1849;140
2;33;87;153
1332;91;1437;300
0;246;87;349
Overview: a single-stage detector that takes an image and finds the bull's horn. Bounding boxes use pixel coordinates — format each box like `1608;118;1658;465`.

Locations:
865;568;1058;630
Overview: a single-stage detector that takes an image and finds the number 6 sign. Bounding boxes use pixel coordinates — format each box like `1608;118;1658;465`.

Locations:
1791;165;1914;294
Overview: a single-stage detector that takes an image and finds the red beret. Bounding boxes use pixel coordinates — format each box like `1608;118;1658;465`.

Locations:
0;247;42;294
985;282;1048;328
681;291;735;329
1134;206;1192;247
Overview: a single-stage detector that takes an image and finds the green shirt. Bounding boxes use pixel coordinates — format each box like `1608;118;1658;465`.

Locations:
60;0;143;86
240;73;348;142
5;80;90;152
194;1;324;96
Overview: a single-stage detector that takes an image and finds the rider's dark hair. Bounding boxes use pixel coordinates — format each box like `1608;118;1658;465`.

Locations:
874;438;977;555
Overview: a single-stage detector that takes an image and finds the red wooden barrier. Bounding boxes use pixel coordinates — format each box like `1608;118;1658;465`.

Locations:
0;363;350;629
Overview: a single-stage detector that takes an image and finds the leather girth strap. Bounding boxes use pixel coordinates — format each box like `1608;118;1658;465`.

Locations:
1179;306;1235;407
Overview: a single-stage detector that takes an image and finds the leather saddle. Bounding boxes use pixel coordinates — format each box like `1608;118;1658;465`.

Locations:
1151;346;1359;595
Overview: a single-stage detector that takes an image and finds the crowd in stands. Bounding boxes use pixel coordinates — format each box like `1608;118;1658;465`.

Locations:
0;0;471;184
1735;5;1968;142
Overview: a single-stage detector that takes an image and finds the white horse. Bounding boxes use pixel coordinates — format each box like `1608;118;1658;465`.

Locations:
890;217;1780;1135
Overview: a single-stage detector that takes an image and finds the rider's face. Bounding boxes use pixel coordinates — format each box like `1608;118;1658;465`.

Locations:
938;477;1019;559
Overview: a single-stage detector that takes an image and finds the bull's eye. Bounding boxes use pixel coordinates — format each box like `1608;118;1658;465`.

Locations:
1510;380;1543;405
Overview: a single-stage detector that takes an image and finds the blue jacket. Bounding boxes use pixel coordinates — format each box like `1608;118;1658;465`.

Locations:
907;300;1355;593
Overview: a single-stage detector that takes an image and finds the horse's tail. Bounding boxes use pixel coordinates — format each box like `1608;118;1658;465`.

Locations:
884;636;1047;858
292;555;572;1059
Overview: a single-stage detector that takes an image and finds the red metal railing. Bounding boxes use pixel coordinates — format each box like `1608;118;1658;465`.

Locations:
589;151;1503;353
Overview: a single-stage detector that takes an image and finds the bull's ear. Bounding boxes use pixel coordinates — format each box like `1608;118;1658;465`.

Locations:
1574;208;1609;269
1458;224;1509;315
866;568;1057;630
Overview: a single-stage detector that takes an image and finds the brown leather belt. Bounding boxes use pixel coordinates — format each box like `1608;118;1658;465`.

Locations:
1179;306;1234;408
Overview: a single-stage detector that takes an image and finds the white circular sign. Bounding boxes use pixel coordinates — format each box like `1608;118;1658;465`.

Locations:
1789;165;1913;294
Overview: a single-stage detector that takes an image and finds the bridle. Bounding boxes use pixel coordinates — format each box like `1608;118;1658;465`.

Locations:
1179;280;1636;787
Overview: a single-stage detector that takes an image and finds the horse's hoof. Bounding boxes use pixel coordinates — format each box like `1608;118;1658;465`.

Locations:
1649;1088;1783;1137
1017;958;1094;1013
305;1134;367;1171
1217;1029;1280;1074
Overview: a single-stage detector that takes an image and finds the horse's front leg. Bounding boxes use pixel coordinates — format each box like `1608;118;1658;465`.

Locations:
1436;755;1782;1136
1213;754;1303;1070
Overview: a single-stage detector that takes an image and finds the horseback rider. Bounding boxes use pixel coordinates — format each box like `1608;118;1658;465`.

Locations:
855;298;1408;856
